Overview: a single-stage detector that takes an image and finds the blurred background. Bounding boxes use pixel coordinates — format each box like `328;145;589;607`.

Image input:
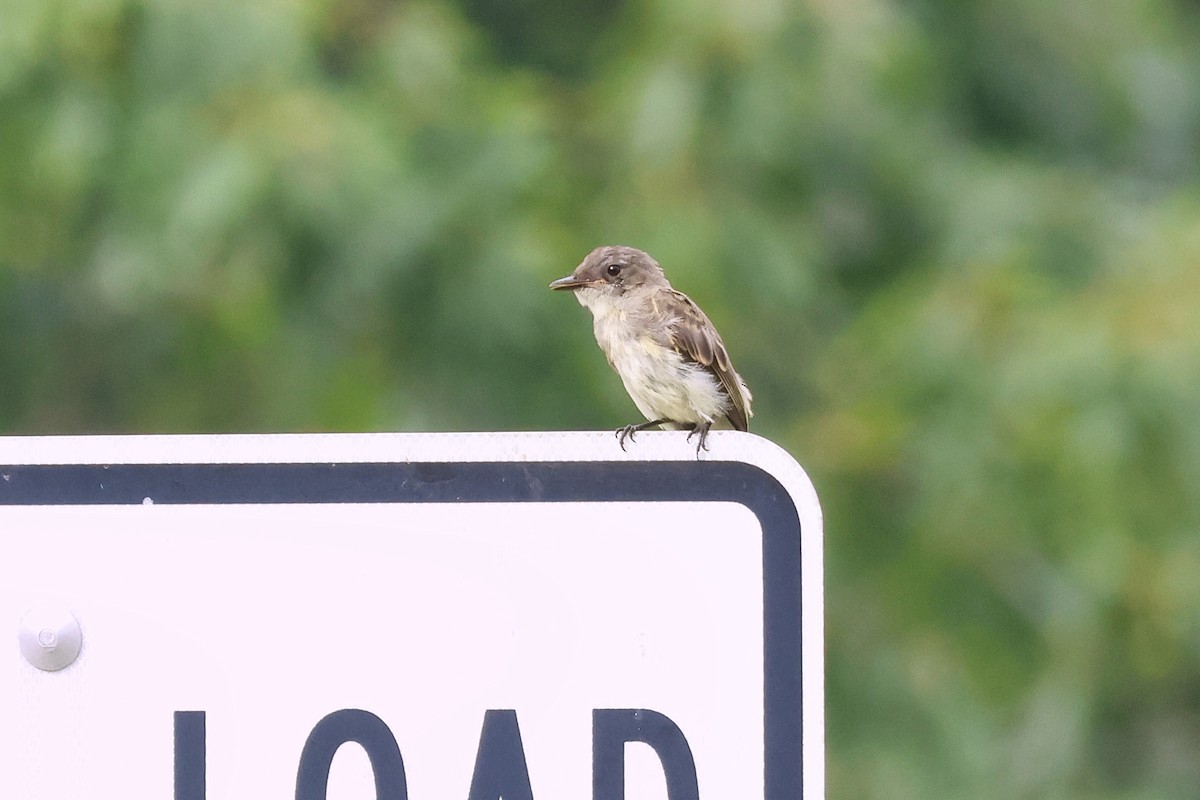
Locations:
3;0;1200;796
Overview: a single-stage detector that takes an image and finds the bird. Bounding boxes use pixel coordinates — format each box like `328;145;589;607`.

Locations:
549;245;753;455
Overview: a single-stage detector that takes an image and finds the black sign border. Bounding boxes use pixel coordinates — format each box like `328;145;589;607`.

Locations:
2;459;804;798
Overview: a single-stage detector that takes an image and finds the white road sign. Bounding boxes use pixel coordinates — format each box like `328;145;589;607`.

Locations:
1;432;823;799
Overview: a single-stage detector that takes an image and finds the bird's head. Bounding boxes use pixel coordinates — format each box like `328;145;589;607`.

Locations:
549;245;670;300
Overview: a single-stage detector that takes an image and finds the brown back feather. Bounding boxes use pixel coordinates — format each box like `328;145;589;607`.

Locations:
664;290;751;432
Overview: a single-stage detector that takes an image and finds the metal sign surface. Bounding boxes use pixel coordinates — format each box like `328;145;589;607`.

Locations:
0;432;823;799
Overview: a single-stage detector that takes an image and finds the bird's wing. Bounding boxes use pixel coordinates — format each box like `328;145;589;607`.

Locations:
662;289;751;432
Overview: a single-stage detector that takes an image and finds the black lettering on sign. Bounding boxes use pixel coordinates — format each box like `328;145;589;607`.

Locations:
295;708;408;800
173;706;700;799
593;709;699;800
467;709;534;800
174;711;206;800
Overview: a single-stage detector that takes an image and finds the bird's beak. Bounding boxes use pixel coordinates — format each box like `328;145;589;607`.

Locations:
549;274;594;291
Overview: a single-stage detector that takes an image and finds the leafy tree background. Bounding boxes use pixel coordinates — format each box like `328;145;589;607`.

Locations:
4;0;1200;796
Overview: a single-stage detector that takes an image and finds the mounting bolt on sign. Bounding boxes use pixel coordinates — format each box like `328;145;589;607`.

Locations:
17;607;83;672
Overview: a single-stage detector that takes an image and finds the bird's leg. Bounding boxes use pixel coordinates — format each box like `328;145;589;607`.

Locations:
616;418;671;451
686;421;714;456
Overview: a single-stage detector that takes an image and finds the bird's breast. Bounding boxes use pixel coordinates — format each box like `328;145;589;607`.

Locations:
589;305;726;425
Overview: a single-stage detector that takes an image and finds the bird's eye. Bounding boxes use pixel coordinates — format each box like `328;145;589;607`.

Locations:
606;263;622;277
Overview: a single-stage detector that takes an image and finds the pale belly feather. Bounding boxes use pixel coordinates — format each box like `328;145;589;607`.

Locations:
586;296;728;426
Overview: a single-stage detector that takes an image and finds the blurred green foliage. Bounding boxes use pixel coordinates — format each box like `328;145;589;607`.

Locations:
4;0;1200;796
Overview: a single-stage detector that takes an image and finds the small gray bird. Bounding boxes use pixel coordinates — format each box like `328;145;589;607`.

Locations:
550;245;753;454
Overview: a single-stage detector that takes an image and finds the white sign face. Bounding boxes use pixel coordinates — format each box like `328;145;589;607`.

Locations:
0;432;823;800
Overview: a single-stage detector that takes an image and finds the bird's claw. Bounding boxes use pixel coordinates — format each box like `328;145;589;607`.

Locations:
616;425;638;452
615;419;672;452
686;423;713;458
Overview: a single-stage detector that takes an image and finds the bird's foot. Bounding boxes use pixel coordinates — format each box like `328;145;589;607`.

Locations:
616;424;639;451
615;419;670;452
686;422;714;458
